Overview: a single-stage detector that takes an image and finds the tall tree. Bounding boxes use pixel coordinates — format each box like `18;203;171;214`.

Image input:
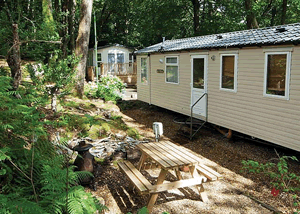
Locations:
281;0;287;25
245;0;259;29
191;0;201;35
75;0;93;98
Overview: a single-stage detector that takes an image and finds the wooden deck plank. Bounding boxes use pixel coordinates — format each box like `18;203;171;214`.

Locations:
155;142;192;165
159;141;199;165
164;141;203;163
149;177;207;193
145;142;186;167
137;144;170;168
198;164;222;179
195;165;217;181
118;162;148;193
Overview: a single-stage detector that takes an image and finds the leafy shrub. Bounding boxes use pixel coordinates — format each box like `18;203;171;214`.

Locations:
0;76;106;213
242;153;300;213
0;148;107;214
93;76;126;101
27;55;79;111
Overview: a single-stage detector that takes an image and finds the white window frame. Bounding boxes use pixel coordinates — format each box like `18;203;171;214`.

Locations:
263;51;291;100
219;53;238;92
140;56;148;85
165;56;179;84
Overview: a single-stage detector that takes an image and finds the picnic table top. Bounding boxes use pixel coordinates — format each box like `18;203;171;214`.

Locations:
136;141;203;170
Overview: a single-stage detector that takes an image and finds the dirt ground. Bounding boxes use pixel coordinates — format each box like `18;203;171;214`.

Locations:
88;100;300;214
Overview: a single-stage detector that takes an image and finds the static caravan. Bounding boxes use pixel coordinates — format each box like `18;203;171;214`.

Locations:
87;44;136;85
135;23;300;152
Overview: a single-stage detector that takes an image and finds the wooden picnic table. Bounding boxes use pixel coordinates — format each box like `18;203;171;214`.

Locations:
136;141;208;212
118;141;222;213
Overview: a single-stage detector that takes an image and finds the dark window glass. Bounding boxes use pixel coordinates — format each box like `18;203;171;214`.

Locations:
221;56;235;89
193;58;204;89
267;54;287;96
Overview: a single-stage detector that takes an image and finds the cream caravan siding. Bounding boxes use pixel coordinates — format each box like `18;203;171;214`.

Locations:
137;46;300;152
137;56;150;103
207;46;300;152
149;53;192;115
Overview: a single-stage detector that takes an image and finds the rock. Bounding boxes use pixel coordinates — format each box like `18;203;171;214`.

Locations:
115;133;125;140
68;140;79;149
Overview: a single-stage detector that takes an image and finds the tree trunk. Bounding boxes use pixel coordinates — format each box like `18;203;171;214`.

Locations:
68;0;76;53
271;7;276;26
75;0;93;98
62;0;69;57
191;0;200;36
7;24;21;90
281;0;287;25
245;0;259;29
42;0;55;32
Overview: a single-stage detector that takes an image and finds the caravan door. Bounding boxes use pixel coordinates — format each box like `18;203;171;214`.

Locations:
191;55;208;118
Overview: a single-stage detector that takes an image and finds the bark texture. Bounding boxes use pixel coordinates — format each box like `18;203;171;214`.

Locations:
7;24;21;90
281;0;287;25
191;0;200;36
75;0;93;98
245;0;259;29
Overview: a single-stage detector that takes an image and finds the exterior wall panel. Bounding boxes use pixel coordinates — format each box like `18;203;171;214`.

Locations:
136;46;300;152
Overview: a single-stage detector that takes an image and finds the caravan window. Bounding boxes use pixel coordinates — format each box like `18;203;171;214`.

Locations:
165;56;179;84
264;52;291;100
141;57;148;84
117;53;124;64
220;54;238;92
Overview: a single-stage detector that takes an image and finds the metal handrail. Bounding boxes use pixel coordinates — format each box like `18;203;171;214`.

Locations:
190;93;208;139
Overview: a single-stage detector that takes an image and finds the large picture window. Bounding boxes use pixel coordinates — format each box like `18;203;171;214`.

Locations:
220;54;238;92
141;57;148;84
264;52;291;99
165;56;179;84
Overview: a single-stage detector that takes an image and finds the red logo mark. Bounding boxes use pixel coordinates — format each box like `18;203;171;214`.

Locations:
271;188;279;196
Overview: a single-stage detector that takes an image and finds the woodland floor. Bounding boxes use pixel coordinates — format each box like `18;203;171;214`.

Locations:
86;99;300;214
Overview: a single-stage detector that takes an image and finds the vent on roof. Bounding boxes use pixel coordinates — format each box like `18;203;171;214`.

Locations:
275;27;287;33
216;35;223;39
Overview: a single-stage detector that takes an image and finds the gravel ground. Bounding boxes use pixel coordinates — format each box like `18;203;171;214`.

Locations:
88;100;300;214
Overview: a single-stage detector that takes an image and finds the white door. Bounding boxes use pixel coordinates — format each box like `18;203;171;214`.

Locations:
191;55;208;118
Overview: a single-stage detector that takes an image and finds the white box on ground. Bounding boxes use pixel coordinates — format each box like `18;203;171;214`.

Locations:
153;122;163;136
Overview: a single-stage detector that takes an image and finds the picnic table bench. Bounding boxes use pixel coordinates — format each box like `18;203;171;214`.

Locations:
118;141;222;213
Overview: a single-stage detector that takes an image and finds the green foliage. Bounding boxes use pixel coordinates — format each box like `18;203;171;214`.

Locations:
27;54;79;100
92;76;126;102
0;76;47;141
0;66;10;76
0;76;106;214
242;154;300;213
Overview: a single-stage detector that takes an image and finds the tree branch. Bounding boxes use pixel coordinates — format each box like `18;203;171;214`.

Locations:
7;40;62;55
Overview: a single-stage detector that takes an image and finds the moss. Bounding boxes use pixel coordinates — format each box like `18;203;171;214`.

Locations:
82;123;91;132
127;127;140;140
88;125;101;139
94;157;106;164
63;101;80;108
113;159;123;167
101;123;111;134
64;131;74;139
